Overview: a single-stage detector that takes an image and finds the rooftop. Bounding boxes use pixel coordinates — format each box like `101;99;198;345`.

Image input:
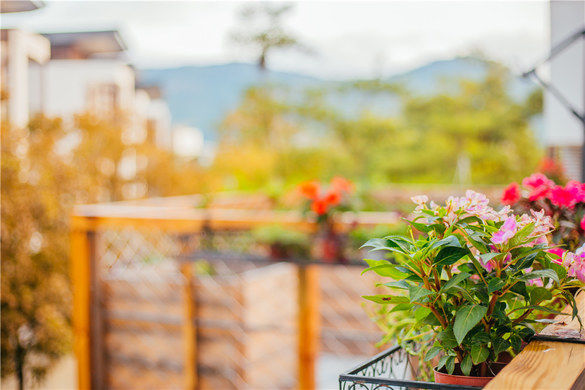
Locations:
0;0;43;13
43;30;127;59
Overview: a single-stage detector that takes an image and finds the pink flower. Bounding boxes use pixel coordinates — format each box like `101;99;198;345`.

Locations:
491;217;517;245
564;251;585;282
581;215;585;231
523;173;555;202
522;173;555;189
550;185;578;209
501;183;521;205
528;185;551;202
565;181;585;203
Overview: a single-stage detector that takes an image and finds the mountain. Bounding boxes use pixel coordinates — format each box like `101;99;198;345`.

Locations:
138;57;539;141
138;63;321;141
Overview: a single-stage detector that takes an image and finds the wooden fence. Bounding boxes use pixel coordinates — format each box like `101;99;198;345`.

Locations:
71;196;400;390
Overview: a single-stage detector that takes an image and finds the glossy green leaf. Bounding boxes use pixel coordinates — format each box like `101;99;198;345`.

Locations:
424;346;442;362
460;354;472;376
470;344;489;365
530;287;552;305
488;277;505;293
435;246;469;266
441;272;470;292
453;304;487;345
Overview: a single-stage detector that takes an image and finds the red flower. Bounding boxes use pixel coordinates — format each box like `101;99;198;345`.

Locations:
330;176;353;194
299;181;320;200
311;198;329;215
324;190;342;207
528;186;551;202
501;182;521;205
550;185;577;209
565;180;585;203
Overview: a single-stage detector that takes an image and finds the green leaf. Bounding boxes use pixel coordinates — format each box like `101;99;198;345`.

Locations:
361;237;413;254
424;346;442;362
435;246;469;266
550;262;567;280
493;338;510;356
453;304;488;345
451;285;476;302
361;261;409;279
446;356;455;374
508;305;568;317
362;295;410;304
405;219;432;233
488;277;506;293
414;306;432;322
510;334;522;353
480;252;500;264
436;355;449;371
431;235;461;250
438;327;458;349
509;223;535;246
518;269;559;284
460;354;472;376
470;344;489;365
380;280;410;290
408;285;433;302
389;303;412;312
530;287;552;305
441;272;470;292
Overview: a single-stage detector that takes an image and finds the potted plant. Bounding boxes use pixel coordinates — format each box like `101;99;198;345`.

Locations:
361;190;584;387
298;176;354;263
252;225;310;260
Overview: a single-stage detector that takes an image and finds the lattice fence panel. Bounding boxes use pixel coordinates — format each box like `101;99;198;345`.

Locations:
319;265;385;357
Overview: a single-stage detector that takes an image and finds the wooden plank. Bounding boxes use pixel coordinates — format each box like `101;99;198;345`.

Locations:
486;292;585;390
181;263;198;390
298;264;320;390
71;209;399;234
535;291;585;343
88;231;106;390
484;341;585;390
71;221;92;390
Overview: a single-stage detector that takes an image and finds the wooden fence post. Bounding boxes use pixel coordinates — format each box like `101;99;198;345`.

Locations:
298;264;320;390
181;262;198;390
71;218;92;390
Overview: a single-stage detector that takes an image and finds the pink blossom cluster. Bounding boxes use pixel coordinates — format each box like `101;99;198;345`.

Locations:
490;211;553;247
548;246;585;282
412;190;511;225
502;173;585;209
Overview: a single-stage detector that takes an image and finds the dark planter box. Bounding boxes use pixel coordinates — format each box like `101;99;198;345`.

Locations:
338;346;481;390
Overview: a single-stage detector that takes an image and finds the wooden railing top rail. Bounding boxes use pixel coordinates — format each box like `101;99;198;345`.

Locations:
72;204;400;233
486;292;585;390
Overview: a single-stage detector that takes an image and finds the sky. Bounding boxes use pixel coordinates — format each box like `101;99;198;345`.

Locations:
2;0;549;79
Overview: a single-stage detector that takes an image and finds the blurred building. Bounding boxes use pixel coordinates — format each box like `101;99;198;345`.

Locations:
135;85;173;150
172;124;204;159
0;1;50;127
544;1;585;180
34;31;135;120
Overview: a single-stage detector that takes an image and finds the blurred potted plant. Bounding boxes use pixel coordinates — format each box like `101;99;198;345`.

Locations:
361;191;584;387
252;225;310;260
298;177;354;263
501;173;585;251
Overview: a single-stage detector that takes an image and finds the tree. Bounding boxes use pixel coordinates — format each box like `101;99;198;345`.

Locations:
1;118;72;390
231;3;307;70
1;112;207;388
